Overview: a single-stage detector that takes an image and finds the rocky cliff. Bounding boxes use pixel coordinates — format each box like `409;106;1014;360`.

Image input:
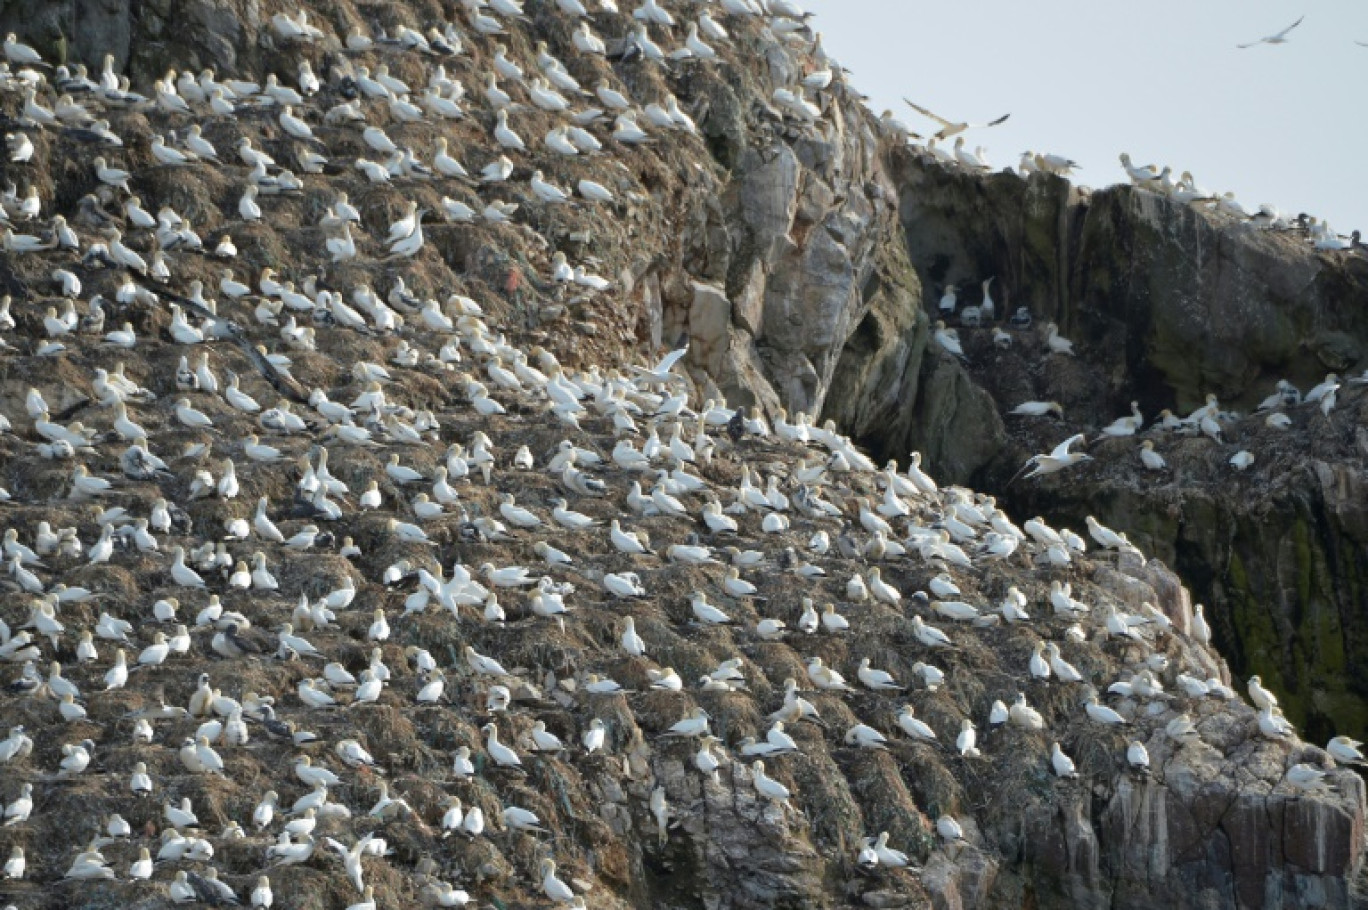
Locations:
0;1;1364;909
0;0;924;425
833;149;1368;747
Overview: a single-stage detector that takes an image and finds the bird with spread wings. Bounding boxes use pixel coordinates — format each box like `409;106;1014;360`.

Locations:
1237;16;1303;48
902;98;1010;141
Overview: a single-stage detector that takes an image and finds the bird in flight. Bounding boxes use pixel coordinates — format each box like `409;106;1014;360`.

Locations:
1356;40;1368;47
902;98;1009;141
1237;16;1304;48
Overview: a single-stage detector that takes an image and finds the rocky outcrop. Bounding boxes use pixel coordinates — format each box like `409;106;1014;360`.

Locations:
666;80;925;430
836;148;1368;745
0;0;260;80
887;154;1368;420
995;430;1368;748
931;558;1368;910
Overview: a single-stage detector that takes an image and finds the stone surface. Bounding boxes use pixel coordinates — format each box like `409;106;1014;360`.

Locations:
828;147;1368;749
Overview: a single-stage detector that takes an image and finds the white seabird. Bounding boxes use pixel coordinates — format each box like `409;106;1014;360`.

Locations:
902;97;1010;141
1020;434;1092;480
1237;16;1304;48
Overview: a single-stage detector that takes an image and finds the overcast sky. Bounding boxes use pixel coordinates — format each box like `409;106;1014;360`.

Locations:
801;0;1367;233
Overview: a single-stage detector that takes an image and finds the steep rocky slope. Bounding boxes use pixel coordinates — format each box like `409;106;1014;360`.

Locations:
0;2;1363;910
0;0;922;424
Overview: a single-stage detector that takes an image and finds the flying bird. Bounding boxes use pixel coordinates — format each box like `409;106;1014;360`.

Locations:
1237;16;1304;48
902;97;1009;140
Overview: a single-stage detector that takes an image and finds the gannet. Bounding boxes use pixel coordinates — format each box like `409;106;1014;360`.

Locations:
1118;152;1161;185
2;33;44;67
985;699;1009;726
806;656;852;691
1020;434;1091;479
1039;643;1080;683
665;708;710;738
845;723;890;751
889;707;934;743
1285;763;1330;794
1085;694;1129;725
1127;741;1151;775
1328;736;1366;766
903;97;1010;140
957;719;980;757
850;831;903;869
1237;16;1304;48
150;133;194;166
493;109;526;152
3;784;32;827
1004;693;1042;730
1085;515;1127;550
596;81;632;111
932;320;965;358
1258;706;1295;740
1247;675;1279;711
57;738;96;775
538;859;575;903
1010;400;1064;418
613;112;651;144
1098;401;1143;438
478;722;524;769
1024;641;1052;680
749;760;792;808
1138;440;1167;470
1051;742;1079;778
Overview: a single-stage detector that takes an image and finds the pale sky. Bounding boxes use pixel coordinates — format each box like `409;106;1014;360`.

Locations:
802;0;1367;233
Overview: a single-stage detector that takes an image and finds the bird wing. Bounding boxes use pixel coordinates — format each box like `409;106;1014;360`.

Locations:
652;343;689;375
186;872;221;904
1049;433;1086;459
902;97;952;128
1274;16;1304;39
1239;16;1304;47
1356;39;1368;47
905;99;1010;138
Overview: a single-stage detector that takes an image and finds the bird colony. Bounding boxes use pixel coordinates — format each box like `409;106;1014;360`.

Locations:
0;2;1359;909
887;43;1363;256
924;208;1364;484
913;119;1365;484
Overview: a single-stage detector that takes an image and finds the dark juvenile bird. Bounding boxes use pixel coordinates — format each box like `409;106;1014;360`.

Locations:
726;407;746;443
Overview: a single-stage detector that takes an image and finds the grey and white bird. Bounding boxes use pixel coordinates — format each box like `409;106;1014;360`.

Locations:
1238;16;1304;48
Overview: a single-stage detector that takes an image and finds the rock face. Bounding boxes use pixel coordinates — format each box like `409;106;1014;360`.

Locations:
0;0;243;78
943;559;1368;910
0;2;1365;910
840;148;1368;746
663;75;925;432
0;0;926;434
888;154;1368;419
